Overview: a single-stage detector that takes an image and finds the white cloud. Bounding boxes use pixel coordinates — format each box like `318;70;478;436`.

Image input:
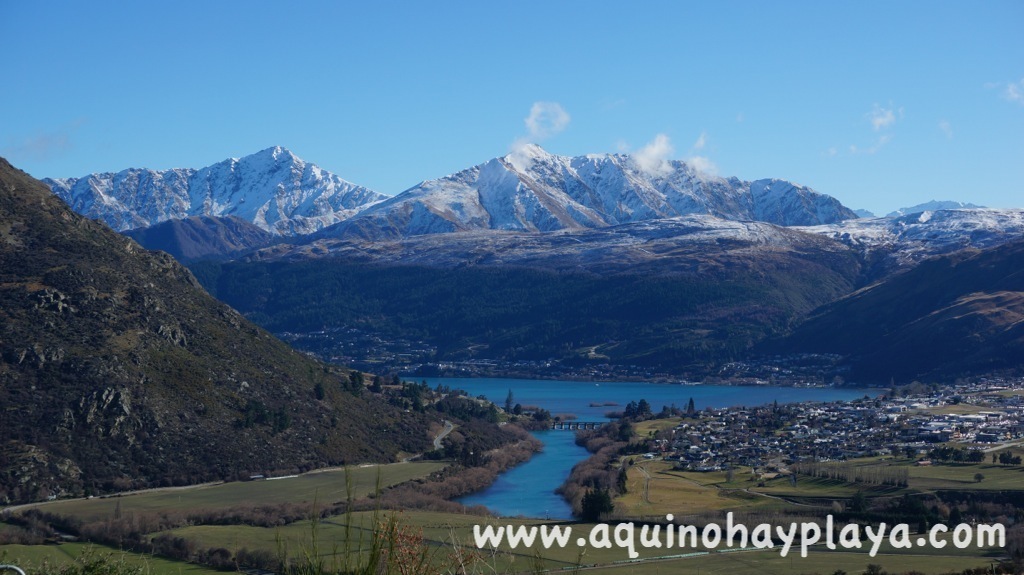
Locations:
851;135;892;156
686;131;718;176
687;155;718;177
692;131;707;151
524;102;570;141
867;103;902;131
509;102;571;169
633;133;675;177
839;104;901;157
1005;78;1024;104
939;119;953;139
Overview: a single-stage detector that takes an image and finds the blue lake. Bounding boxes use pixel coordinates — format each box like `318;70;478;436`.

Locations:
420;377;877;519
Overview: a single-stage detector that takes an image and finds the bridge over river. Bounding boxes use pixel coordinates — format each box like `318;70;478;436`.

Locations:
550;421;604;430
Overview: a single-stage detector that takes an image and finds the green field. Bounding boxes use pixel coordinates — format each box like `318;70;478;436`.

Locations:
909;462;1024;490
155;509;1004;574
2;506;1007;575
616;461;786;517
23;461;446;523
585;549;996;575
0;543;222;575
675;456;1024;501
3;452;1018;575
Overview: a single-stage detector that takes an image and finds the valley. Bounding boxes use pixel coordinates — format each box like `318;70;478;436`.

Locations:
4;143;1024;574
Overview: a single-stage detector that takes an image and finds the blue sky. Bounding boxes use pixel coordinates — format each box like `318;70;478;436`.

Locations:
2;1;1021;215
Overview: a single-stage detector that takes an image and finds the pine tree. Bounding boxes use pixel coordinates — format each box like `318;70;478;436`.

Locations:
580;488;614;522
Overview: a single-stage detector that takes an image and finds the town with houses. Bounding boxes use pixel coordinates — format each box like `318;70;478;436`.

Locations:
642;377;1024;474
279;327;859;383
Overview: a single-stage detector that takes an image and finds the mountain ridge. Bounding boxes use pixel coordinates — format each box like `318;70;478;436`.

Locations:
315;144;857;240
45;146;387;236
886;199;985;218
764;239;1024;382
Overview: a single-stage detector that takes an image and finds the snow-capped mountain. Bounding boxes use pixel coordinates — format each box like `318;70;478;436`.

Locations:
44;147;386;235
319;144;856;239
886;200;984;218
800;208;1024;268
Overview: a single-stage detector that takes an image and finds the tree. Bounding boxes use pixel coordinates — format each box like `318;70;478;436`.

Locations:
686;397;696;416
580;488;614;522
949;506;963;525
346;370;363;395
370;376;384;394
617;467;628;494
851;491;867;513
504;389;515;413
617;421;634;442
974;472;985;483
637;399;652;418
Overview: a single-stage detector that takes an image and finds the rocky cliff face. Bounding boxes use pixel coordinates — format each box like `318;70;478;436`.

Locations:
0;157;430;503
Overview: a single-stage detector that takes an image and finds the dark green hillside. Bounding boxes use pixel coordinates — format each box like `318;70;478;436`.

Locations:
0;158;431;503
765;240;1024;382
192;248;860;372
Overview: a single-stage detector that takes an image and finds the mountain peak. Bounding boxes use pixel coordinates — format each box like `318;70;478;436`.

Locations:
45;149;387;236
319;147;857;240
262;145;298;161
886;200;984;218
505;142;553;171
0;157;431;500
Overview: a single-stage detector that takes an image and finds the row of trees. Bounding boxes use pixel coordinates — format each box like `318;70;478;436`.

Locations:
927;446;986;463
793;461;909;487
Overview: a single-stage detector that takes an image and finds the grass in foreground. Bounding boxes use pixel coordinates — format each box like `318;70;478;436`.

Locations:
0;543;222;575
29;461;446;523
2;506;1009;575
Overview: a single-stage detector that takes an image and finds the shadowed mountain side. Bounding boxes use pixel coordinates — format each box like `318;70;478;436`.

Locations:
762;240;1024;382
0;157;432;503
124;215;274;261
193;218;863;373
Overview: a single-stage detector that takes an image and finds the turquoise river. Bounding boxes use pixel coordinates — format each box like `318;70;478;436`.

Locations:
419;377;877;520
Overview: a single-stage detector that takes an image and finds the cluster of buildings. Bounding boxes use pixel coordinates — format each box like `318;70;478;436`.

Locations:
648;378;1024;473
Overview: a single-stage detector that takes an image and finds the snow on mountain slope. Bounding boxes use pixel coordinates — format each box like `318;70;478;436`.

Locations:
800;208;1024;267
262;213;855;277
886;200;984;217
317;144;856;239
45;147;386;235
